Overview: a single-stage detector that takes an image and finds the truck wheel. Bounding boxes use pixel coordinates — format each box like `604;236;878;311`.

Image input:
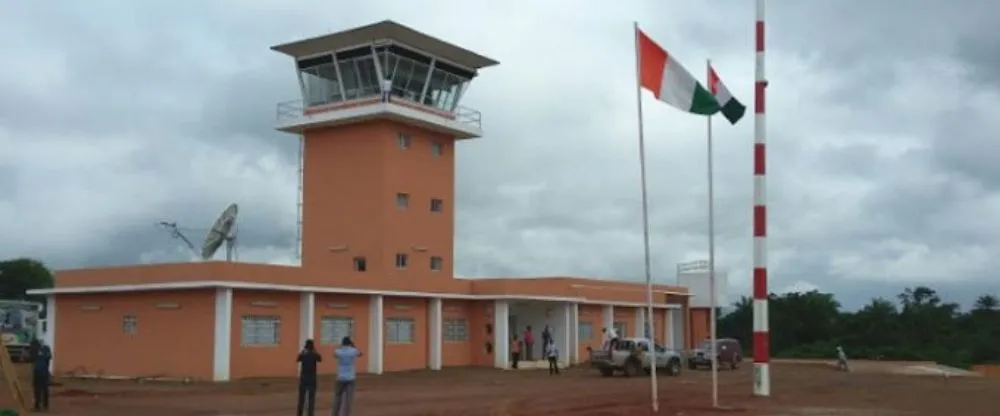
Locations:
600;368;613;377
688;361;697;370
666;358;682;376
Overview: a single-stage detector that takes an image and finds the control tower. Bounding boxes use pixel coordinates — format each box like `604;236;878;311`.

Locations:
271;21;498;287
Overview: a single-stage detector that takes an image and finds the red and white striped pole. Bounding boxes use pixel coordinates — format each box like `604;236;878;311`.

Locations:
752;0;771;397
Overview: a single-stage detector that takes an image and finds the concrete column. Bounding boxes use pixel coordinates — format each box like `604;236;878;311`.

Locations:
368;295;384;374
428;298;443;370
569;303;580;364
664;309;672;348
44;295;56;373
601;304;614;333
635;307;646;338
299;292;315;345
212;288;233;382
493;300;510;369
560;302;572;366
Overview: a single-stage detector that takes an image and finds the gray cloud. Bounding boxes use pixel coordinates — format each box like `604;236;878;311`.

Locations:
2;1;1000;309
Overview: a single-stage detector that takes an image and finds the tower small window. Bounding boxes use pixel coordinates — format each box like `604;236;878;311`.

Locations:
396;193;410;209
398;133;412;149
430;198;443;213
430;256;443;271
395;253;409;269
353;257;367;272
123;315;137;335
431;142;443;156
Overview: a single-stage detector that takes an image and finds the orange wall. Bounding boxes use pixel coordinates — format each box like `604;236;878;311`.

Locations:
613;307;637;338
383;296;428;371
972;364;1000;377
577;304;603;359
55;290;215;380
652;308;666;346
467;300;493;367
229;290;301;379
313;293;370;373
441;300;472;367
689;308;710;348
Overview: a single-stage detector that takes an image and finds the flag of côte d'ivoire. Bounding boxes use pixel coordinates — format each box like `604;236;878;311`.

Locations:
637;29;745;125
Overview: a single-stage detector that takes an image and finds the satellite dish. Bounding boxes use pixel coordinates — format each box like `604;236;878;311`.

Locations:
201;203;238;261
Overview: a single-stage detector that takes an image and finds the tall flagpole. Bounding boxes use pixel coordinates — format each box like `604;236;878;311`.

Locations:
752;0;772;397
633;21;659;413
706;59;720;409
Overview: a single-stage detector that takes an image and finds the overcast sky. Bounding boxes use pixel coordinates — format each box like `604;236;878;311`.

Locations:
2;1;998;309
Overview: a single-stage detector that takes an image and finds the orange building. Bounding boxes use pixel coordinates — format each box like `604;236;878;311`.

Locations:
28;20;703;381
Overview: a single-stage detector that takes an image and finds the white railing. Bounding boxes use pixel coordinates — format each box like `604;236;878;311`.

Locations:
275;89;482;129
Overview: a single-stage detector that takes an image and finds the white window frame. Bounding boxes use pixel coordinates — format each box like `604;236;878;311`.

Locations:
430;256;443;271
578;321;594;343
241;315;281;347
395;253;409;269
430;198;443;213
123;315;137;336
320;316;354;345
431;142;443;156
386;318;415;344
398;132;412;149
396;193;410;209
443;318;468;342
353;256;367;272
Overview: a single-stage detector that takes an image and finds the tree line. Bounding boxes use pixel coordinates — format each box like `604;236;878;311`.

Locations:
717;286;1000;368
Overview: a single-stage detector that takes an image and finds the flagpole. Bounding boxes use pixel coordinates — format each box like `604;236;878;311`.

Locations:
706;59;720;409
752;0;771;398
633;21;659;413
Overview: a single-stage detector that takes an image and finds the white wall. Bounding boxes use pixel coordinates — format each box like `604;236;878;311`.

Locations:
678;268;730;308
509;301;566;360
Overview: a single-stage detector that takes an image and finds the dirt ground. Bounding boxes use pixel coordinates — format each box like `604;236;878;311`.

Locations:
1;360;998;415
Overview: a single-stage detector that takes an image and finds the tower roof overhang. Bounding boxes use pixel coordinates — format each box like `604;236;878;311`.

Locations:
271;20;499;71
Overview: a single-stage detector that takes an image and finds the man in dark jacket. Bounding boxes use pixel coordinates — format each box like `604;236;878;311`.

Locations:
29;339;52;412
296;339;322;416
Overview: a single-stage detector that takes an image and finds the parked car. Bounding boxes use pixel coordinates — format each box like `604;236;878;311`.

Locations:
588;337;683;377
687;338;742;370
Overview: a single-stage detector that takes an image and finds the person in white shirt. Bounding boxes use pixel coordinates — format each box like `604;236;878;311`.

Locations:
602;327;620;351
544;339;560;375
836;346;850;372
381;78;393;103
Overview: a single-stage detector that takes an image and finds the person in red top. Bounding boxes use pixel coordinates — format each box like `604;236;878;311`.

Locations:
523;326;535;361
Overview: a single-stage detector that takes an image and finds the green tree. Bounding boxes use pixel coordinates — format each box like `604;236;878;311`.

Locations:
0;258;54;303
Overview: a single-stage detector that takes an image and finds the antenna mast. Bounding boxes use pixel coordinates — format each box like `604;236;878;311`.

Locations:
156;222;199;258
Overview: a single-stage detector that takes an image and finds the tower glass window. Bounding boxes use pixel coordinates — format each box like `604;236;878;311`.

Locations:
372;44;472;112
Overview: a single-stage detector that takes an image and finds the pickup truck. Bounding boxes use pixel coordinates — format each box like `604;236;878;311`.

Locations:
588;337;683;377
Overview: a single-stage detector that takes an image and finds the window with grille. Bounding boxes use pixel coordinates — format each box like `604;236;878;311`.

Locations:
578;321;593;342
241;315;281;346
443;318;468;342
386;318;415;344
123;315;137;335
430;256;443;271
320;316;354;345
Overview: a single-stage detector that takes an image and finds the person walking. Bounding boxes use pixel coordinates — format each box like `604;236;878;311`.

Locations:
545;339;560;375
836;346;850;372
541;325;552;353
296;339;322;416
510;334;522;369
332;336;362;416
29;339;52;412
523;326;535;361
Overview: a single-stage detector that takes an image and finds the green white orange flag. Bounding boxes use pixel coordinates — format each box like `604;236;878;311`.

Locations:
708;65;747;125
637;29;719;116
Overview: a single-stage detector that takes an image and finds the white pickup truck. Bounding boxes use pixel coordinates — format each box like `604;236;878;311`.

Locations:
588;337;683;377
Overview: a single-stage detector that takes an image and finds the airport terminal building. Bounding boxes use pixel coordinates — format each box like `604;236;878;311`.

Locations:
29;21;711;381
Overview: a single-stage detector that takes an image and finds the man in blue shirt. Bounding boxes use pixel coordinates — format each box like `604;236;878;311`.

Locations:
29;339;52;411
333;336;362;416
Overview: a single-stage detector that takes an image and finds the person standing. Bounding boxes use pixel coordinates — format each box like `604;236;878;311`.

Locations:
333;336;362;416
523;326;534;361
836;346;850;372
29;339;51;412
541;325;552;353
510;334;521;369
545;339;560;375
381;77;393;103
296;339;322;416
602;327;620;352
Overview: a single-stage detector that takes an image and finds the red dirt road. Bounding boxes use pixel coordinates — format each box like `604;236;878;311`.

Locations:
2;362;999;415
